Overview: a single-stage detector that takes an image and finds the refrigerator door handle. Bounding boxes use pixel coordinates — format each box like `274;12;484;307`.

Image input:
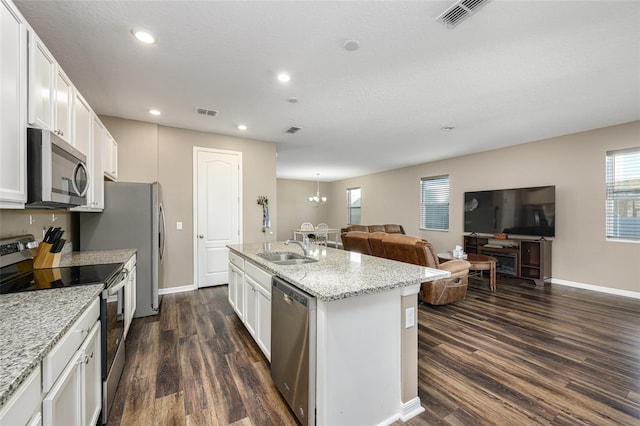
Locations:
159;202;166;263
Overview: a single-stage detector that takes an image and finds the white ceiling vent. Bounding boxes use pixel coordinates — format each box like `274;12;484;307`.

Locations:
436;0;491;28
285;126;302;134
195;107;218;117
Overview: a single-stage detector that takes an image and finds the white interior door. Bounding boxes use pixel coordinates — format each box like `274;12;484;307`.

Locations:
195;148;242;287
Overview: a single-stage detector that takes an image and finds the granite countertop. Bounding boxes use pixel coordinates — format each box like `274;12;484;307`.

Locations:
0;284;104;408
59;248;137;267
228;242;449;302
0;248;136;409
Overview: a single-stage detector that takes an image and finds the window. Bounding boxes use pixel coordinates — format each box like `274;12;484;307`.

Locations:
606;148;640;241
420;175;449;231
347;187;361;225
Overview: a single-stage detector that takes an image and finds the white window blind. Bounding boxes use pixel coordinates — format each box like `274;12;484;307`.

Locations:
606;148;640;241
420;175;449;230
347;187;361;225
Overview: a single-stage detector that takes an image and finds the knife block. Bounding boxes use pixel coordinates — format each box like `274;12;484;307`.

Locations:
33;243;61;269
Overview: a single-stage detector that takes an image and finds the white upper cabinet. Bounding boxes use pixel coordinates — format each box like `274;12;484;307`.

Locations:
73;91;92;163
27;30;55;131
0;0;28;208
54;67;73;145
104;131;118;181
90;114;105;209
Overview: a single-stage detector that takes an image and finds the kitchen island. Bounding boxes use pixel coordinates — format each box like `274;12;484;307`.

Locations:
228;242;449;425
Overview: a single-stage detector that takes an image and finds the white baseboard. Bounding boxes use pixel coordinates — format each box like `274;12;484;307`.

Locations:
159;284;196;295
399;397;425;422
551;278;640;299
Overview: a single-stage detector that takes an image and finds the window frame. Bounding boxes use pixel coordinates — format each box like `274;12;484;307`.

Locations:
606;148;640;242
420;175;450;231
347;187;361;225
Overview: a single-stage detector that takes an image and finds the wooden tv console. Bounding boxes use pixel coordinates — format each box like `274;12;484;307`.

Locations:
463;235;552;286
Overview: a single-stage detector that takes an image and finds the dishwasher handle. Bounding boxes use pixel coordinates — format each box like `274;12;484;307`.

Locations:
272;277;316;309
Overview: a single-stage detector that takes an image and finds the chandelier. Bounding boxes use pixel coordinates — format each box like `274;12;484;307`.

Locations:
308;173;327;206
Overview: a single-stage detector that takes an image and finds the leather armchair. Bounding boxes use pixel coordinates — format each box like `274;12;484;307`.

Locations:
381;234;469;305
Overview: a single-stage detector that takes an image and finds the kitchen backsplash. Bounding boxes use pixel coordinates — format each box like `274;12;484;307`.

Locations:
0;210;74;250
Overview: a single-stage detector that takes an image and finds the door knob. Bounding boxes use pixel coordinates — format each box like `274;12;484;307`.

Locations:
198;235;204;239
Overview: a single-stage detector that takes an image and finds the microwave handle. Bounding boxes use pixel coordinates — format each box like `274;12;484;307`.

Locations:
72;162;90;197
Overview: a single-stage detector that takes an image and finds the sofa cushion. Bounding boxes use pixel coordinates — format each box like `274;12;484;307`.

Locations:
368;232;388;258
383;224;405;234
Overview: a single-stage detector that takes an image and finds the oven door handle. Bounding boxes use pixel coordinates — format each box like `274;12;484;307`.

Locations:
104;269;129;297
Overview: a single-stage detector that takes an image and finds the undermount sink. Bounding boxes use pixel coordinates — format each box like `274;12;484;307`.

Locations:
257;251;318;265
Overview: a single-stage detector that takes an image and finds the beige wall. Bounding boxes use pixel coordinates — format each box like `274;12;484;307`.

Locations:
276;179;331;241
100;116;159;183
0;209;73;242
101;116;277;290
326;121;640;293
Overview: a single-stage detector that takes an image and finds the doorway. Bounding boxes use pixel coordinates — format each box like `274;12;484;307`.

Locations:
193;148;242;287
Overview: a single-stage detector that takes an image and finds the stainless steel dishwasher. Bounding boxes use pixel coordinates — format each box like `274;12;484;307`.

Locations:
271;276;317;426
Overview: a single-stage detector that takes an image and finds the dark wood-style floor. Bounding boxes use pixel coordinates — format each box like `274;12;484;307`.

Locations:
108;278;640;425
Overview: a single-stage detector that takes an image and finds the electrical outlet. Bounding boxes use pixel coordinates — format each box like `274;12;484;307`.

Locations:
176;222;183;230
405;307;415;328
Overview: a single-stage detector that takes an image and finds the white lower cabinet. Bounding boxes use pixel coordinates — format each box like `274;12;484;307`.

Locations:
255;285;271;359
41;298;101;426
43;321;101;426
228;252;245;320
81;321;102;426
228;253;272;361
0;365;42;426
43;348;83;425
244;275;258;337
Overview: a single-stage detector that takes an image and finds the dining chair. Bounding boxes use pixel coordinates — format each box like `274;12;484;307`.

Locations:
315;223;329;246
300;222;315;239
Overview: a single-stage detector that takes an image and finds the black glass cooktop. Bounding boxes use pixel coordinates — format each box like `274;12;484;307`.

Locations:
0;260;122;294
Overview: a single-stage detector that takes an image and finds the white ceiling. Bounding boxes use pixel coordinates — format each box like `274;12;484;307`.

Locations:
14;0;640;182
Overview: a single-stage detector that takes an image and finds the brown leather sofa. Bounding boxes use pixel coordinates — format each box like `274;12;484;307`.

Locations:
341;224;406;234
341;231;470;305
382;234;469;305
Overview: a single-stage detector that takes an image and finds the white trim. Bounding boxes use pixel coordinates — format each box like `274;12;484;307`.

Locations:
551;278;640;300
159;284;196;295
399;397;426;421
605;237;640;244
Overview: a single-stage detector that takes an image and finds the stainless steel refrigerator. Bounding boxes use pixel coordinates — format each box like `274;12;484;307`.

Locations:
79;181;165;317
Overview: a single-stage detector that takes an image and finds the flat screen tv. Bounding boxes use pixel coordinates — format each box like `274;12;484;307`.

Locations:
464;185;555;238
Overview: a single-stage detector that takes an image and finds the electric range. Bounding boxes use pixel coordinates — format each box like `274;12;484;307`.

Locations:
0;234;128;424
0;259;123;294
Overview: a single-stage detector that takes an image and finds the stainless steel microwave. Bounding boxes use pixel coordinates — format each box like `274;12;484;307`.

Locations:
26;128;90;208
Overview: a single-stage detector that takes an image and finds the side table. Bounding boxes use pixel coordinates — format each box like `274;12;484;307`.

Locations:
438;252;497;291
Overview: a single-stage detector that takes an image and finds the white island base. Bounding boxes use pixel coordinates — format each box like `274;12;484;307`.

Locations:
227;242;449;426
316;283;424;425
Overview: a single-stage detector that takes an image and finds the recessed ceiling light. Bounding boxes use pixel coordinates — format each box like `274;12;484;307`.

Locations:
343;40;360;51
277;72;291;83
132;29;155;44
237;124;247;131
441;126;455;131
149;109;161;116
